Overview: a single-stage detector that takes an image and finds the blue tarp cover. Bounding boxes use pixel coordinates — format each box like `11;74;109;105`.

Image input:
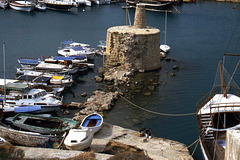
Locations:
69;55;86;59
19;59;39;65
71;46;84;51
53;56;75;61
14;105;41;113
61;41;74;44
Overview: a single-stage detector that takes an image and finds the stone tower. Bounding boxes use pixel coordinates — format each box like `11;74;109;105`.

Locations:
104;4;161;72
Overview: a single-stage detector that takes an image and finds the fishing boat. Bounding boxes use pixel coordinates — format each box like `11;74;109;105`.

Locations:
58;41;95;60
7;113;77;134
80;113;103;134
160;10;170;53
0;87;62;113
43;0;73;11
0;0;8;9
0;122;62;147
64;128;94;150
126;0;174;12
16;71;73;87
9;0;35;12
196;60;240;160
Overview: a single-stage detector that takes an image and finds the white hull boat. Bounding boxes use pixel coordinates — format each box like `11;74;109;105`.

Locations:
64;128;94;150
1;88;62;113
9;1;35;12
58;41;95;60
160;44;170;53
80;113;103;134
0;0;8;9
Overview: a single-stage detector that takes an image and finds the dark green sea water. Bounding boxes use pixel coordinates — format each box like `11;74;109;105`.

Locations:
1;1;240;159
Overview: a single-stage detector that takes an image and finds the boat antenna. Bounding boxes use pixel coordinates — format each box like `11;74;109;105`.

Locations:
219;62;228;98
3;42;6;104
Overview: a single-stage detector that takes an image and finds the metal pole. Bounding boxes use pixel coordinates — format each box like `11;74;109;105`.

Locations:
3;42;6;104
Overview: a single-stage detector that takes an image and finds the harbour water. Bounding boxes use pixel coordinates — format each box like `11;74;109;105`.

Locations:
1;1;240;159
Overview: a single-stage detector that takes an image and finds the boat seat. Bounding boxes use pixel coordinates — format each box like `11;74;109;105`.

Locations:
87;119;97;127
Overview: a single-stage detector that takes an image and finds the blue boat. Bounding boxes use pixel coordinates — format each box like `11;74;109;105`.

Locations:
80;113;103;134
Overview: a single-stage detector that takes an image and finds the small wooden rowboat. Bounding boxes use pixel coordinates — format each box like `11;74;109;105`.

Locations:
80;113;103;134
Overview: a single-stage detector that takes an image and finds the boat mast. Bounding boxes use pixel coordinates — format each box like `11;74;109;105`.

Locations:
164;10;167;45
219;62;228;98
3;42;6;104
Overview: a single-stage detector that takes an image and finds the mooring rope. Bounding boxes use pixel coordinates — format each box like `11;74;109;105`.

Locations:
120;95;196;117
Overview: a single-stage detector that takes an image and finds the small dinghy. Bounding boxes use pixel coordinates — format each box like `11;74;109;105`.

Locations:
64;128;94;150
80;113;103;134
0;137;6;144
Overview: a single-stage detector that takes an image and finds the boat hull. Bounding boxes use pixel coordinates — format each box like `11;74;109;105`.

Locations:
80;113;103;134
8;113;77;134
9;1;34;12
45;2;73;11
126;0;173;12
64;128;94;150
0;124;56;147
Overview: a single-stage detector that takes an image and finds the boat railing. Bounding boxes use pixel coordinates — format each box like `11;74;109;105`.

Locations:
196;86;240;112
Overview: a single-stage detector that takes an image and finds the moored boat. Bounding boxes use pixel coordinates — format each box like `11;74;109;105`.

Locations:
43;0;73;11
34;2;46;11
0;122;62;147
80;113;103;134
58;41;95;60
196;61;240;160
9;0;35;12
64;128;94;150
7;113;77;134
126;0;174;12
0;0;8;9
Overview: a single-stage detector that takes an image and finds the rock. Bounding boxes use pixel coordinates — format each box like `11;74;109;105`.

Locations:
144;92;151;96
81;92;87;97
169;72;176;77
148;86;155;91
160;51;166;58
95;76;103;83
173;65;179;71
97;67;105;77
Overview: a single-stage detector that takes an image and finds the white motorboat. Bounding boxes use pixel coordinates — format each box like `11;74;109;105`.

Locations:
0;0;8;9
64;128;94;150
80;113;103;134
58;41;95;60
9;0;35;12
0;88;62;113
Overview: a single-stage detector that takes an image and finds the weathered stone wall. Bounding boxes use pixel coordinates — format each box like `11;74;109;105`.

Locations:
225;130;240;160
134;4;146;28
105;26;161;72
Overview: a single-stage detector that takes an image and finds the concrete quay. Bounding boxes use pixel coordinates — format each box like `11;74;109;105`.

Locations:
10;123;193;160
